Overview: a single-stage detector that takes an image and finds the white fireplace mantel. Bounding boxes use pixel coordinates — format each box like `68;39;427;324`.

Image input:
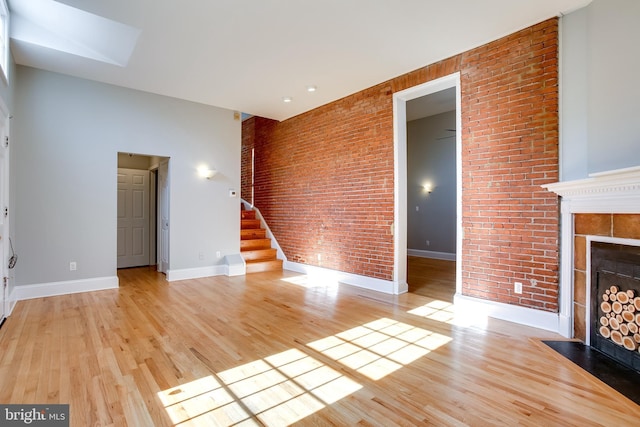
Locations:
542;166;640;338
543;165;640;214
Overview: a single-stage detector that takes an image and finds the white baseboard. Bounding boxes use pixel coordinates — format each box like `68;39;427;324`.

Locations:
167;265;225;281
453;293;559;333
284;261;407;295
407;249;456;261
224;254;246;277
15;276;119;301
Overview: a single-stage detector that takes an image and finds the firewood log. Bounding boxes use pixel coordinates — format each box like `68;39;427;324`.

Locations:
623;336;638;351
620;324;629;336
612;301;623;314
609;317;620;330
617;292;629;304
611;330;623;346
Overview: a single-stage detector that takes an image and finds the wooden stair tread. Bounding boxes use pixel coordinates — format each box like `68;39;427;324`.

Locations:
241;229;266;240
241;239;272;250
241;210;256;220
241;219;261;229
240;207;282;273
241;248;277;261
245;259;283;273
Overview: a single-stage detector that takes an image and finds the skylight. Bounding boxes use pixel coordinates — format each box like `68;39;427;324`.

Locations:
10;0;140;66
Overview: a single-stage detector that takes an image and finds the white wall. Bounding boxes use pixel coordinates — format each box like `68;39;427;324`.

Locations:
13;66;241;287
406;111;456;255
561;0;640;179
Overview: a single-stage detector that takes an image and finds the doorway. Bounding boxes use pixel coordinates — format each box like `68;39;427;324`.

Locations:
393;73;462;297
117;153;169;272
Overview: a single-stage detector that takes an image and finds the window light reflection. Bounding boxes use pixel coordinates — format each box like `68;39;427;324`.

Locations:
308;318;451;381
408;299;456;323
158;348;361;426
407;298;487;328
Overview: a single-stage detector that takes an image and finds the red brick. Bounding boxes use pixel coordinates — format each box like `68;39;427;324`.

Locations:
243;19;560;312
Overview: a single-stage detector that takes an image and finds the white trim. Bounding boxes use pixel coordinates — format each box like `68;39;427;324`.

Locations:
223;253;246;277
542;165;640;204
393;73;463;297
407;249;455;261
15;276;119;301
6;286;15;315
241;199;287;262
167;266;225;281
284;261;406;295
454;293;560;333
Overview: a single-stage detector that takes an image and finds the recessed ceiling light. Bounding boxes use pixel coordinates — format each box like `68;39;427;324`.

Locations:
282;96;292;103
306;85;317;92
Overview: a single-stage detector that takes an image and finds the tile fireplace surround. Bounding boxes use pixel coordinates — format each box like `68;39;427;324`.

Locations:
543;167;640;340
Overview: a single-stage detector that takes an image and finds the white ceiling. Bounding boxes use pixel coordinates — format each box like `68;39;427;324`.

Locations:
8;0;591;121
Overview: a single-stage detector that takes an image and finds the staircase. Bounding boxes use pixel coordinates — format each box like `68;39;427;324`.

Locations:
241;206;283;273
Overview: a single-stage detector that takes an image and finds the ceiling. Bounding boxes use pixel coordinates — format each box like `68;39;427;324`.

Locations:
8;0;591;122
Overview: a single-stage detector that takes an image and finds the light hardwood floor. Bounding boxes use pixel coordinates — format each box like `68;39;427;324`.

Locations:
0;264;638;426
407;256;456;301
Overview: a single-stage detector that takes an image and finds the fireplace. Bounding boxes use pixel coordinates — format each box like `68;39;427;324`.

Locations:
542;166;640;340
590;241;640;370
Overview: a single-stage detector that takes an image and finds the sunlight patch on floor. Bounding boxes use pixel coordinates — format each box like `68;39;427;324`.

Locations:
407;298;489;328
308;318;452;381
408;299;456;323
280;272;341;290
158;348;361;426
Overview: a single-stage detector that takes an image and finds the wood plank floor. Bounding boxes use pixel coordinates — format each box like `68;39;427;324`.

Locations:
407;256;456;301
0;264;639;426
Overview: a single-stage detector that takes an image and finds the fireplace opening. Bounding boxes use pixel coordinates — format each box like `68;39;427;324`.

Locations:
591;241;640;371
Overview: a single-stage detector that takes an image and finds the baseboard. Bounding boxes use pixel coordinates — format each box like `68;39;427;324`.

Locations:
15;276;119;301
453;293;559;333
284;261;407;295
224;254;246;277
167;265;225;281
407;249;456;261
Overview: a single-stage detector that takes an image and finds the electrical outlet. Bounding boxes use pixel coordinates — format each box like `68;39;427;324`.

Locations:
198;252;204;260
416;206;419;212
216;251;221;259
69;262;77;271
426;240;430;246
514;282;522;294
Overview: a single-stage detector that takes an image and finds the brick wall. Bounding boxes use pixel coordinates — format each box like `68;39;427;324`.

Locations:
245;19;560;311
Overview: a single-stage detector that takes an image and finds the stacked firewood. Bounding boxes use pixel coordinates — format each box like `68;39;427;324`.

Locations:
599;285;640;352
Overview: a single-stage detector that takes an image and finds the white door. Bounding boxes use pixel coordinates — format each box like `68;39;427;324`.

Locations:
117;168;150;268
157;161;170;273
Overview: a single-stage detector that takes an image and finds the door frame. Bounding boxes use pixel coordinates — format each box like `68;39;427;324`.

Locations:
393;72;462;296
0;96;9;319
